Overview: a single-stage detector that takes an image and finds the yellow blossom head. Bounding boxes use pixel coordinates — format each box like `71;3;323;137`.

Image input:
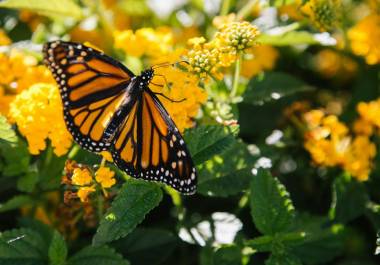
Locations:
301;0;342;31
348;14;380;65
9;83;72;156
72;168;93;186
95;167;116;188
77;186;96;202
215;21;260;52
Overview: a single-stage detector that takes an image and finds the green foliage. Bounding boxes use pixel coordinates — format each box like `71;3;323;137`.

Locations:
0;228;47;264
48;231;67;265
330;174;369;223
93;180;163;245
244;72;313;105
0;0;82;19
0;195;33;213
250;170;295;235
213;245;242;265
184;125;238;165
0;115;16;144
198;141;256;197
68;246;130;265
258;31;320;46
112;228;177;265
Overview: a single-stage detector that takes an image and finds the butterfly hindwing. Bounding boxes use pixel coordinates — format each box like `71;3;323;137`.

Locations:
111;88;197;194
43;41;135;152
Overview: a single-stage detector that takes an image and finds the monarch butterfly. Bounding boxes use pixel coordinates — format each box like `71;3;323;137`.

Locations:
43;40;197;195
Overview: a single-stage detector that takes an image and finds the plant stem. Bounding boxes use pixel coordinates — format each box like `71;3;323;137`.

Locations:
231;52;242;98
220;0;232;16
237;0;258;20
68;145;80;159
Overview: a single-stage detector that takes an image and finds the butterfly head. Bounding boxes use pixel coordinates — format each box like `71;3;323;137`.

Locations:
138;68;154;88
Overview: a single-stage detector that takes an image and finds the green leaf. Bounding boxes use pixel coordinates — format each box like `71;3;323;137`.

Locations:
112;228;177;265
0;195;33;213
198;141;257;197
0;0;83;19
184;125;238;165
269;0;296;6
0;228;47;264
291;214;344;265
68;245;129;265
213;245;242;265
0;115;16;144
0;138;30;176
250;170;295;235
266;253;302;265
330;174;369;223
257;31;319;46
93;180;163;245
48;231;67;265
244;72;313;105
17;172;38;193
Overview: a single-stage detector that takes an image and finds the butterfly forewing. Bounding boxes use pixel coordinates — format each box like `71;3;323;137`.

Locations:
111;89;197;194
43;41;135;152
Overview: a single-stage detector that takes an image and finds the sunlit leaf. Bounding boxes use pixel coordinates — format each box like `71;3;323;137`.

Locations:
250;170;295;235
0;0;83;19
93;180;163;246
0;115;16;144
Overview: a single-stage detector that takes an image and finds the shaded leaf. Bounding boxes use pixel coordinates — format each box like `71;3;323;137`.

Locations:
213;245;242;265
48;231;67;265
68;245;129;265
0;228;47;264
198;141;257;197
93;180;163;245
266;253;302;265
17;172;38;193
0;139;30;176
250;170;295;235
0;0;82;19
112;228;177;265
291;214;345;265
0;195;33;213
184;125;238;165
244;72;313;105
330;174;369;223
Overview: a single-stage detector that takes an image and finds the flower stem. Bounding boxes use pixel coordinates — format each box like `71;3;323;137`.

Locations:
231;52;242;98
237;0;258;20
220;0;232;16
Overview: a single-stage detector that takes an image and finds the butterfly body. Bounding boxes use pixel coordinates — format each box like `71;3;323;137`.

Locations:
43;40;197;194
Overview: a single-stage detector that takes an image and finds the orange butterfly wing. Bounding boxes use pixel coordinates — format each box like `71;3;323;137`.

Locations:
43;41;135;152
111;90;197;194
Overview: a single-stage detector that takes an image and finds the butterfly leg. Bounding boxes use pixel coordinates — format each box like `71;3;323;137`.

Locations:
154;92;186;103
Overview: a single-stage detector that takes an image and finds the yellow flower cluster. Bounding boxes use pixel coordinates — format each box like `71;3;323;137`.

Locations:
114;28;207;132
8;83;72;156
186;21;260;79
356;99;380;133
303;109;376;181
114;27;173;58
0;49;54;115
70;165;116;202
215;21;260;52
348;14;380;65
150;66;208;132
301;0;342;31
